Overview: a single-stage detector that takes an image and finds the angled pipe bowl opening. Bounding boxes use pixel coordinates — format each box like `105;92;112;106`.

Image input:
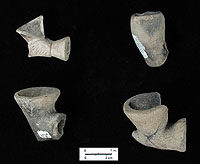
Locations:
16;15;71;61
14;87;66;141
123;92;186;152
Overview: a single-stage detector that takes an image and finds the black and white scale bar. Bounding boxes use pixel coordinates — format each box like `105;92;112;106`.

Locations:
79;148;118;161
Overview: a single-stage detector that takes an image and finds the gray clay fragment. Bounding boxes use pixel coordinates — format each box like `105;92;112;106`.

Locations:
130;11;168;67
14;87;66;141
16;16;70;61
123;92;186;152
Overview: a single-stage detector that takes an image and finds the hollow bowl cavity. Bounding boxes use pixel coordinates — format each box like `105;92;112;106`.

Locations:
15;87;60;99
129;92;161;110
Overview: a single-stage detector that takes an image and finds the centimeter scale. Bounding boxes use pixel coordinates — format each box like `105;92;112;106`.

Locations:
79;148;118;161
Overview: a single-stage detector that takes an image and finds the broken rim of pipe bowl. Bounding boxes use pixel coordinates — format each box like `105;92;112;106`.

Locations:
14;87;66;141
123;92;186;152
130;11;169;67
123;92;167;135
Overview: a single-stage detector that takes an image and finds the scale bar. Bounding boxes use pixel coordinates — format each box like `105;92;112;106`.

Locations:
79;148;118;161
85;153;112;156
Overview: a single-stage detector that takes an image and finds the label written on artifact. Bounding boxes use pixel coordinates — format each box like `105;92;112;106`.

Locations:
132;34;148;59
37;130;52;138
